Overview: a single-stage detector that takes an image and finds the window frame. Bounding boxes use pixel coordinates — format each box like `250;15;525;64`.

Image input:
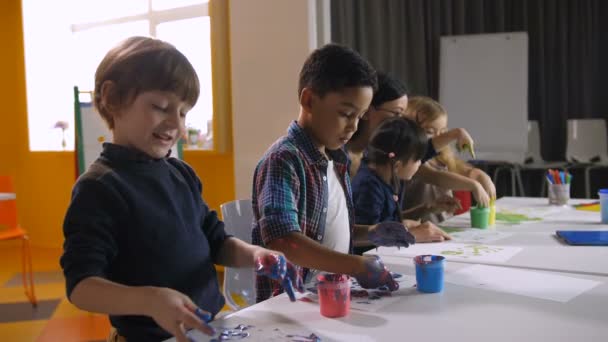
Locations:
24;0;230;153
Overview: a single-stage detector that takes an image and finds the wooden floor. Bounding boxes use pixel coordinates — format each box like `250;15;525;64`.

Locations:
0;245;225;341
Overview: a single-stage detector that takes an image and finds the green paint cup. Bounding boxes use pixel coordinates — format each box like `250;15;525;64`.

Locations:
470;206;490;229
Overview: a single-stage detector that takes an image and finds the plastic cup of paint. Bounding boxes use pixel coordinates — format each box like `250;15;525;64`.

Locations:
599;189;608;224
548;183;570;205
414;255;445;293
316;273;351;318
488;203;496;226
470;206;490;229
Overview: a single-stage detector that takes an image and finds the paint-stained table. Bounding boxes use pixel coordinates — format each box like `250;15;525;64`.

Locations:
167;260;608;342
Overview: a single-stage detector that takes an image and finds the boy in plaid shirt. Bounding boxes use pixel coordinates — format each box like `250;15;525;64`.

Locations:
252;44;411;302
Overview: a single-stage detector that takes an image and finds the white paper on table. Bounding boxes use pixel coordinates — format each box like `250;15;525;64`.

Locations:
446;264;602;303
449;229;513;244
395;242;522;263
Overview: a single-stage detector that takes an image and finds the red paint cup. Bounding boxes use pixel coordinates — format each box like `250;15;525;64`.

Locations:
316;274;351;318
453;190;471;215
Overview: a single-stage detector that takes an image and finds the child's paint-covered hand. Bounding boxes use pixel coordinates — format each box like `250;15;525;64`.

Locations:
142;287;215;342
368;221;415;248
254;252;304;302
353;255;399;291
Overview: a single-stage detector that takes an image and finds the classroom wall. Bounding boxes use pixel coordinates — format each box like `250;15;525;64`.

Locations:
0;0;235;248
229;0;319;199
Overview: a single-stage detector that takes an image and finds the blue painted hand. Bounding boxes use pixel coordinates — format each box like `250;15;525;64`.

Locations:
368;221;416;248
254;253;304;301
354;255;399;291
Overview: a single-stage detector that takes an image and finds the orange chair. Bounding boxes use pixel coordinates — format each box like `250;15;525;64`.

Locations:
0;176;37;307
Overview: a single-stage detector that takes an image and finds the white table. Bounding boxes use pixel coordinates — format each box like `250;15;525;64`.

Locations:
0;192;15;201
370;197;608;276
169;261;608;342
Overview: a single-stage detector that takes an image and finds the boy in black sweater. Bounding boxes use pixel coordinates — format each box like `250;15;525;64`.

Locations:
60;36;300;342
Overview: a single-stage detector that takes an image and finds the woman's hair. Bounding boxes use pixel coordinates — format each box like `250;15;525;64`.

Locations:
94;36;200;129
371;72;409;107
350;72;409;145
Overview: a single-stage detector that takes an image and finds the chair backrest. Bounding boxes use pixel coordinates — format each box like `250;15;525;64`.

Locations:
0;176;18;229
220;199;256;310
526;120;543;162
566;119;608;163
221;199;254;242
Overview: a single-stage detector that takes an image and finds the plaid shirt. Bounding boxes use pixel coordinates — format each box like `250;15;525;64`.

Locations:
251;121;355;302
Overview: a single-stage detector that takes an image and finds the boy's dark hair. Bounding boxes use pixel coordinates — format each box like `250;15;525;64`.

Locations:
94;36;200;129
298;44;377;98
371;72;409;107
367;116;427;165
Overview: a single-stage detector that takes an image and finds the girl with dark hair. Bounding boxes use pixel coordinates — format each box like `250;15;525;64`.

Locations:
352;117;452;244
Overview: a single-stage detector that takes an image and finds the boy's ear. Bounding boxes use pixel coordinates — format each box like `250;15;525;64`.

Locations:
299;87;315;113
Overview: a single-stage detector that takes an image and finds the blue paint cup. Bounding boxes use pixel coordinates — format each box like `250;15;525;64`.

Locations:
599;189;608;224
414;255;445;293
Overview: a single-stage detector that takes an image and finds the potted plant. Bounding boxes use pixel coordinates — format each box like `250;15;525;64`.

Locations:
54;120;69;150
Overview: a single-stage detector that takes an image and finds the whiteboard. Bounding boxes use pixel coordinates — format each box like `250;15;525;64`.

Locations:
439;32;528;163
75;99;181;176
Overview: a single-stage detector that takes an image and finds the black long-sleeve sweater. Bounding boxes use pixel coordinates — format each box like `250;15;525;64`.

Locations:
61;143;228;341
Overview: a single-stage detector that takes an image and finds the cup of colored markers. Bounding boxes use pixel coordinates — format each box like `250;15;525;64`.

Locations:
546;169;571;206
316;273;351;318
413;255;445;293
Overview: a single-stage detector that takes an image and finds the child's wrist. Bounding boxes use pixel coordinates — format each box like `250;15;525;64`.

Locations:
134;286;159;317
351;255;368;275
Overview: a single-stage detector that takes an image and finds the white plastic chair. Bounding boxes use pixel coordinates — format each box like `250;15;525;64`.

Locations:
220;199;256;310
525;121;569;168
566;119;608;164
522;120;569;196
566;119;608;198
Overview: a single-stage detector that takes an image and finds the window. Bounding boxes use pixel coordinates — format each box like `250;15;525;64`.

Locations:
22;0;216;151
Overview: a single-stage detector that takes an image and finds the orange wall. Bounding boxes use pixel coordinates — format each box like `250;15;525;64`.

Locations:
0;1;235;248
